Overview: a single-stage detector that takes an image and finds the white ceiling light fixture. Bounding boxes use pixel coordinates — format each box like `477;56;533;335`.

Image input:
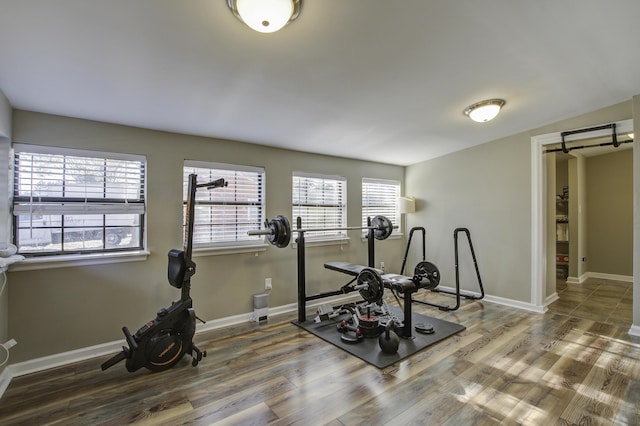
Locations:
227;0;302;33
463;99;506;123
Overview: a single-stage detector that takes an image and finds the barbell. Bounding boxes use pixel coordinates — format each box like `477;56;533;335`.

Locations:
248;215;396;248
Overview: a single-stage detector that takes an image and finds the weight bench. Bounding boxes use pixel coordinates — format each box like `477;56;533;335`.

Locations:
324;261;427;338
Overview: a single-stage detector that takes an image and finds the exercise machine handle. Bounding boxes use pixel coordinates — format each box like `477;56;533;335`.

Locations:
100;349;128;371
198;178;227;190
123;326;138;351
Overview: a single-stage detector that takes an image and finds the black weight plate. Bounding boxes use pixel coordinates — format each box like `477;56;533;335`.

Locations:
267;215;291;248
275;215;291;247
414;261;440;290
371;215;393;240
357;268;384;303
267;218;281;246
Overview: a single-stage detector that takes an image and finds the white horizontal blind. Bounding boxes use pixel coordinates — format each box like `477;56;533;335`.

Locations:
13;146;145;255
183;162;264;246
362;178;400;230
293;173;346;239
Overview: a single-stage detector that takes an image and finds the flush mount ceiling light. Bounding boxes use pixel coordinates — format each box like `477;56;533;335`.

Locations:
463;99;506;123
227;0;302;33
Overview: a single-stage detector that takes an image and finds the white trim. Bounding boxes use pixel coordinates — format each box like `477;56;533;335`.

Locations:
586;272;634;283
435;285;546;313
483;294;547;313
566;274;588;284
184;160;264;174
9;250;150;271
629;324;640;337
192;243;268;257
545;292;559;306
0;368;10;399
530;119;633;310
13;143;146;162
292;171;346;182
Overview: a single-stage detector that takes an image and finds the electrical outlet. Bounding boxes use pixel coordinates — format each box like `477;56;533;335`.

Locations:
380;262;385;272
265;278;272;291
2;338;17;350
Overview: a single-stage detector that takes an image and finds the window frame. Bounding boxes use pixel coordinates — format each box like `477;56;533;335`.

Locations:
362;178;401;237
292;172;347;243
11;144;147;261
183;160;267;255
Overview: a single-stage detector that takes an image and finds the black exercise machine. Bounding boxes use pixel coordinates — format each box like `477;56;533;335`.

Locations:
401;226;485;311
101;174;227;373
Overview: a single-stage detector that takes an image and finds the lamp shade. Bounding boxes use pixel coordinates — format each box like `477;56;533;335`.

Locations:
463;99;505;123
230;0;300;33
399;196;416;214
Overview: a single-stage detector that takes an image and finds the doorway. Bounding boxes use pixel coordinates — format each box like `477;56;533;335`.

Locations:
546;136;633;326
530;119;634;329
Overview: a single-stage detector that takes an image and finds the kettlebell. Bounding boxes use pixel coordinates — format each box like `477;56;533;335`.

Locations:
378;319;400;354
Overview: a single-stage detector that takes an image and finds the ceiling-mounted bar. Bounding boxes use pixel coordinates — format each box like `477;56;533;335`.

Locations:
552;123;627;154
544;138;633;154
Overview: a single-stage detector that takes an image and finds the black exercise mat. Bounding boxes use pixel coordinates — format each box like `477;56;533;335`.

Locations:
292;307;466;369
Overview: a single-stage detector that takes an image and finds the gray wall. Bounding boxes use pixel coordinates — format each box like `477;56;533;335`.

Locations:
586;149;633;276
405;100;636;310
7;110;404;362
405;132;532;302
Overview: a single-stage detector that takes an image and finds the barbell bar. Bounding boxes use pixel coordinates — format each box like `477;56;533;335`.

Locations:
248;214;396;247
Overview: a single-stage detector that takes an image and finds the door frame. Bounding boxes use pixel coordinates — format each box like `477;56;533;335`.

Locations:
530;119;634;308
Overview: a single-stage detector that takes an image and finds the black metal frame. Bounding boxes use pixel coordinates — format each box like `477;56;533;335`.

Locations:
401;226;485;311
294;216;378;323
544;123;634;154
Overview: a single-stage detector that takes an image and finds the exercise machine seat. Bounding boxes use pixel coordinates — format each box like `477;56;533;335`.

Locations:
168;249;186;288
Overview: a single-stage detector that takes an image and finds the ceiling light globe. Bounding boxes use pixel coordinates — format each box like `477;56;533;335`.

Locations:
463;99;505;123
236;0;294;33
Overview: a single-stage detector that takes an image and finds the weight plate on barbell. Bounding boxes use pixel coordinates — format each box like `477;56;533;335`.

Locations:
267;215;291;248
371;215;393;240
357;268;384;303
414;261;440;290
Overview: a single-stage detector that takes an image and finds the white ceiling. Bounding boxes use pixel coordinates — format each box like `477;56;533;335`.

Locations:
1;0;639;166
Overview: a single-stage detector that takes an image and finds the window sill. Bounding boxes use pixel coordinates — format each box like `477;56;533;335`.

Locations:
359;233;403;242
292;237;350;249
9;250;151;272
192;243;268;257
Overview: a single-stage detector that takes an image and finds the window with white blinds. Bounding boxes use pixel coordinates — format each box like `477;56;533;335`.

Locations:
362;178;400;231
293;173;346;239
13;145;146;255
183;161;264;247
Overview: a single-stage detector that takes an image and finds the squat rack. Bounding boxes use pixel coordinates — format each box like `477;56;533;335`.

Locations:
400;226;485;311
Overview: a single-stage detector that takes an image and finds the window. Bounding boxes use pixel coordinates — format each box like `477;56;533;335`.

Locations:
13;145;145;256
362;178;400;231
293;172;346;239
183;161;265;248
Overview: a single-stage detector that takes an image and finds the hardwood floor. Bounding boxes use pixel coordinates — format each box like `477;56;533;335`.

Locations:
1;287;639;425
547;278;633;328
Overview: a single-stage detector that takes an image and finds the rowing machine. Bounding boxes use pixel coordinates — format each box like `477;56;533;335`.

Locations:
101;174;227;373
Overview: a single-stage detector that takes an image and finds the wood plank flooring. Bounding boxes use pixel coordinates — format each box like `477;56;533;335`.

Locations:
1;283;639;425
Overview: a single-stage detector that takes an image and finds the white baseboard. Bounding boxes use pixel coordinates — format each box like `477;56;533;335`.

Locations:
629;325;640;337
482;294;546;313
545;292;559;306
566;274;588;284
435;285;546;314
586;272;634;283
0;368;10;398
